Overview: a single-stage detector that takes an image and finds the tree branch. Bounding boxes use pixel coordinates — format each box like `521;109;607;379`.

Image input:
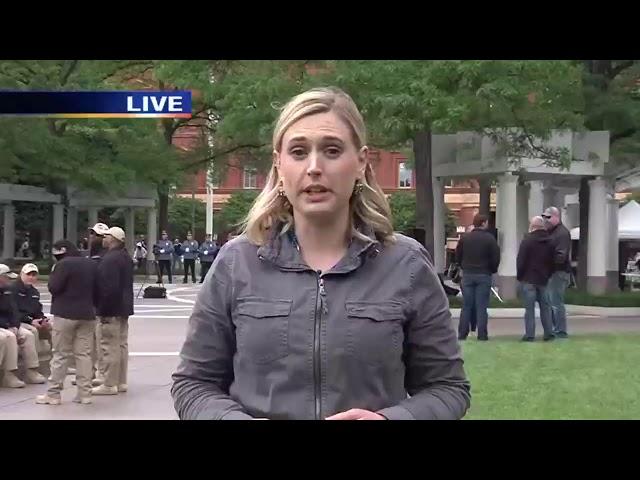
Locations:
609;60;636;80
611;127;638;144
60;60;79;86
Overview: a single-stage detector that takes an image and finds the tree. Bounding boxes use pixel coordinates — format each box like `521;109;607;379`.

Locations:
316;60;584;257
0;60;183;202
576;60;640;291
217;191;259;236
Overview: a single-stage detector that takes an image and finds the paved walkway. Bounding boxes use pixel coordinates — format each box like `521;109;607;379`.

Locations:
0;283;637;419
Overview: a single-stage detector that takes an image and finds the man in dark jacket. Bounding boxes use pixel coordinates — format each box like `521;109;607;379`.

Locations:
182;232;199;284
198;234;219;283
92;226;134;396
1;264;44;388
517;216;555;342
36;240;99;405
154;231;174;284
543;206;572;338
455;213;500;341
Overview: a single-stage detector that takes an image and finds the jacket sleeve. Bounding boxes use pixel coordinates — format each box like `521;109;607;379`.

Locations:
171;244;254;420
97;257;121;311
490;238;501;274
48;261;68;296
516;238;528;281
554;229;571;267
377;244;471;420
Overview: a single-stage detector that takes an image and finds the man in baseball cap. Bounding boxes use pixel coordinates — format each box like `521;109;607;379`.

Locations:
0;263;44;388
93;226;133;396
0;264;18;280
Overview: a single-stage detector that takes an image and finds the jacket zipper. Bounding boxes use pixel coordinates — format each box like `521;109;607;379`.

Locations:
313;270;328;420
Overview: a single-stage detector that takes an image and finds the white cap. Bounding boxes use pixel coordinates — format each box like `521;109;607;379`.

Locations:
0;264;18;279
21;263;39;275
105;226;125;242
90;223;110;236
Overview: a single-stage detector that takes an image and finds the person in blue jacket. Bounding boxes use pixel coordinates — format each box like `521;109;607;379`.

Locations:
153;231;174;284
198;234;219;283
181;232;199;284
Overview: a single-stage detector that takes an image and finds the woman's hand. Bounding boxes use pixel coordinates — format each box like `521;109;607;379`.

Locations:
325;409;386;420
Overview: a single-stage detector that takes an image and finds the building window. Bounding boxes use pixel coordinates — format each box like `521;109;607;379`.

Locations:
398;162;412;188
243;168;257;189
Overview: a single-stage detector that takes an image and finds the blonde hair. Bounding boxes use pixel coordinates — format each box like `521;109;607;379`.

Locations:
241;87;396;246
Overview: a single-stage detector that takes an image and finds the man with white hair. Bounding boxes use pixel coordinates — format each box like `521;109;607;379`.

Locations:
542;206;572;338
92;226;134;396
517;216;555;342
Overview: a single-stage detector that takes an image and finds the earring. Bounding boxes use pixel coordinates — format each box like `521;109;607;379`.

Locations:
354;180;365;195
278;179;285;197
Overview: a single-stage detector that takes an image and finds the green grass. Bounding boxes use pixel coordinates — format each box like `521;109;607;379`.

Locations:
462;334;640;419
448;289;640;308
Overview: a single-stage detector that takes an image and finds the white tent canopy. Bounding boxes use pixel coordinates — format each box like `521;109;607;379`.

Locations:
571;199;640;240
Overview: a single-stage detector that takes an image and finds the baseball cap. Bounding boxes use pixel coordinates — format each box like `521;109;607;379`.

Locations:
21;263;39;275
0;264;18;279
105;226;126;242
90;223;110;236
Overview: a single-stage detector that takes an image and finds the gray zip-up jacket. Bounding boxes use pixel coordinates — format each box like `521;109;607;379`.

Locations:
182;240;199;260
171;226;470;420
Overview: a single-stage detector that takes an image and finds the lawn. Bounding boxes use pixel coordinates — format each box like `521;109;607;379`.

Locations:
461;334;640;419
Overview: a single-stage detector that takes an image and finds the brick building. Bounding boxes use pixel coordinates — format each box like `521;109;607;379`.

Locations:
175;139;493;232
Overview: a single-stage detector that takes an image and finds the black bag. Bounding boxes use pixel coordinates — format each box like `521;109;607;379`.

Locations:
143;286;167;299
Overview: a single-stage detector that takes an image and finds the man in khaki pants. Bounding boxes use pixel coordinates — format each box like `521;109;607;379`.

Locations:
36;241;98;405
92;227;134;396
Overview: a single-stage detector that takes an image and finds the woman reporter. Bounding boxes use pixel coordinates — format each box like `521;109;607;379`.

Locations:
171;87;470;420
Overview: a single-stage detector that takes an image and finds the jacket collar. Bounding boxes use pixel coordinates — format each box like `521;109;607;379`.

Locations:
257;221;381;274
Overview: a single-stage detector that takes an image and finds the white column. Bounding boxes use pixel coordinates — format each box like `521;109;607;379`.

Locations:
587;178;607;294
517;183;530;243
607;197;620;292
88;207;99;228
52;204;65;243
147;208;158;262
2;204;15;260
495;180;502;245
528;180;544;220
125;208;135;253
66;207;78;244
543;183;558;209
206;185;214;236
497;173;518;300
432;176;445;274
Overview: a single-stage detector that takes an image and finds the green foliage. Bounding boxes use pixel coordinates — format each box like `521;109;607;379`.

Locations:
389;191;458;236
217;191;259;235
0;60;183;195
167;196;206;240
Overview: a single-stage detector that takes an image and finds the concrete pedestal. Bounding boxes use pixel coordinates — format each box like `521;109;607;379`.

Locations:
587;178;607;295
497;173;518;300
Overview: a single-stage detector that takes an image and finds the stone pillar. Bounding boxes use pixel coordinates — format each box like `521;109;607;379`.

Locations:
543;183;558;210
606;197;620;293
2;204;15;260
497;173;518;300
66;207;78;244
479;178;491;216
587;178;607;295
432;177;446;274
88;207;99;228
125;208;136;253
206;186;214;236
528;180;544;220
147;208;158;270
495;180;502;243
52;204;65;243
517;182;530;243
564;203;580;230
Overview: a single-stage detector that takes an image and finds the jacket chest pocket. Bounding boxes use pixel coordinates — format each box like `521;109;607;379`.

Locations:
345;301;405;367
235;297;292;365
